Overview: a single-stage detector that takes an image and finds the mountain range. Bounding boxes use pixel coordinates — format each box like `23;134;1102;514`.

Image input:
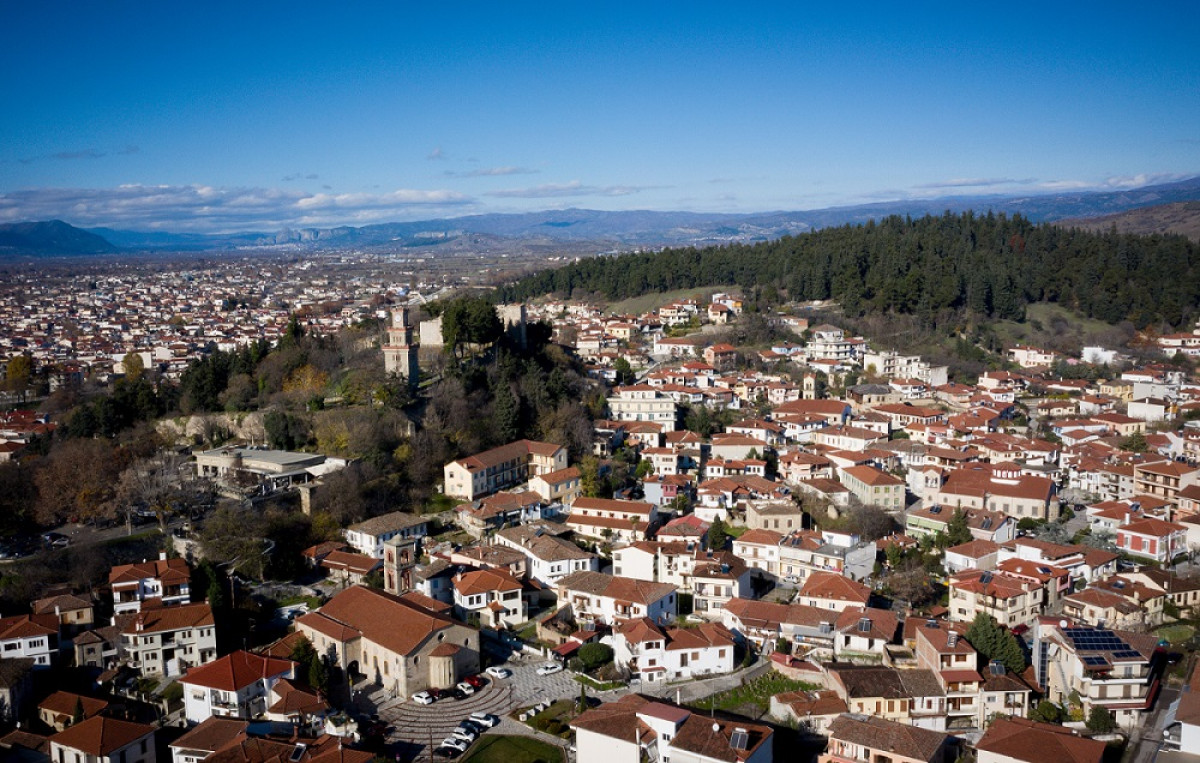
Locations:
3;175;1200;256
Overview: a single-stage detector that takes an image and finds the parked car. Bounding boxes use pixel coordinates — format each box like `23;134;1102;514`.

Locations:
452;687;469;700
463;674;487;689
536;662;563;676
432;687;455;701
451;725;478;744
469;712;499;728
455;681;476;696
411;691;435;705
439;738;469;753
433;747;462;759
41;532;69;548
782;574;800;585
485;665;512;679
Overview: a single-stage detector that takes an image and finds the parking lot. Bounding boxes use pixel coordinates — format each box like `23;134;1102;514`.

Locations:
375;655;582;758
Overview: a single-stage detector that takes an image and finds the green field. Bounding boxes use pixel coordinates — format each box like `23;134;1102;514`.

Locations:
990;302;1124;350
461;735;564;763
1156;623;1195;645
606;286;734;316
691;671;819;715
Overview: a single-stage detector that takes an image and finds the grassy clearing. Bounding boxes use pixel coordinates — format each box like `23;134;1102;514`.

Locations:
607;286;733;316
691;671;820;715
1156;623;1194;645
461;735;563;763
573;674;623;691
990;302;1123;349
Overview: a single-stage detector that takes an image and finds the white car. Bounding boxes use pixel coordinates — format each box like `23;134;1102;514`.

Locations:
456;681;476;696
451;726;478;743
439;738;469;753
411;691;435;705
485;666;512;679
536;662;563;676
469;712;500;728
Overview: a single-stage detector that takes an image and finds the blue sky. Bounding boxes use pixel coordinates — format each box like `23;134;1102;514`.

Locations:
1;2;1197;232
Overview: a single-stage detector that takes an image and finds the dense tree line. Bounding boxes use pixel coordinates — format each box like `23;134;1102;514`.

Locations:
500;212;1200;328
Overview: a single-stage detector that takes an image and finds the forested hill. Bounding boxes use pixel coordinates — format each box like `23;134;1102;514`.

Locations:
499;211;1200;328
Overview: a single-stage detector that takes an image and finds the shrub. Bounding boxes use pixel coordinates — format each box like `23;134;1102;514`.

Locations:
578;642;614;671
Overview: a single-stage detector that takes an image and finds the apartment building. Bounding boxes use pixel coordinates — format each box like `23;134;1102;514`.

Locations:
121;602;217;677
947;570;1043;627
443;439;568;501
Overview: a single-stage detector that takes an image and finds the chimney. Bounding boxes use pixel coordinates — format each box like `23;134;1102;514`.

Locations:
158;551;167;561
136;614;145;632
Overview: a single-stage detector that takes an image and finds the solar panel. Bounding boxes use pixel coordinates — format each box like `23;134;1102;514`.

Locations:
1082;656;1108;666
730;730;750;751
1113;649;1142;659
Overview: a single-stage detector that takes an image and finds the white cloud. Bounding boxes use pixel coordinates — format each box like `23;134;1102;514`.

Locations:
486;180;661;198
0;184;475;232
445;166;540;178
912;177;1032;190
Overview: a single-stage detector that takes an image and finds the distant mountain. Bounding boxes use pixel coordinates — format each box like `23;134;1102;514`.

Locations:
0;220;117;255
1059;201;1200;242
50;174;1200;253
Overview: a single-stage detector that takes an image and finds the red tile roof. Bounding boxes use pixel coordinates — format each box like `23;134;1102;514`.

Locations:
180;650;294;692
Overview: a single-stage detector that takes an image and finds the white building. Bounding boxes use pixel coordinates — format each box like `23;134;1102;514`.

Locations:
556;571;677;625
606;385;679;432
180;650;295;725
0;613;58;667
493;524;600;586
50;716;157;763
344;511;429;558
612;618;735;683
121;602;218;677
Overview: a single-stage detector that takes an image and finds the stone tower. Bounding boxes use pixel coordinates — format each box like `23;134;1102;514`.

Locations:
383;307;419;387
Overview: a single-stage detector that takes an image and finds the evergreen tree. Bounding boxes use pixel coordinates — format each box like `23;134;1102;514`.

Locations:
965;613;1026;674
945;508;973;547
707;517;731;550
1086;705;1117;733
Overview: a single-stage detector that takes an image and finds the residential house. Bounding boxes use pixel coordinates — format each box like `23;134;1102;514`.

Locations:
1116;516;1188;563
344;511;428;558
690;551;752;617
606;385;679;432
0;613;59;667
944;540;1001;574
32;594;94;638
319;550;382;587
121;602;217;677
1032;620;1159;727
38;691;108;732
612;618;735;683
975;717;1105;763
572;694;772;763
528;466;582;506
838;465;906;510
493;524;600;586
745;502;806;533
947;570;1043;627
832;607;899;660
555;571;677;625
49;717;156;763
796;572;871;612
819;714;952;763
906;506;1014;544
567;497;657;542
451;568;526;629
109;556;191;615
180;650;295;725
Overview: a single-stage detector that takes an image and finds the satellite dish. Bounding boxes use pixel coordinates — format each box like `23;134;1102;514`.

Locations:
713;722;720;733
